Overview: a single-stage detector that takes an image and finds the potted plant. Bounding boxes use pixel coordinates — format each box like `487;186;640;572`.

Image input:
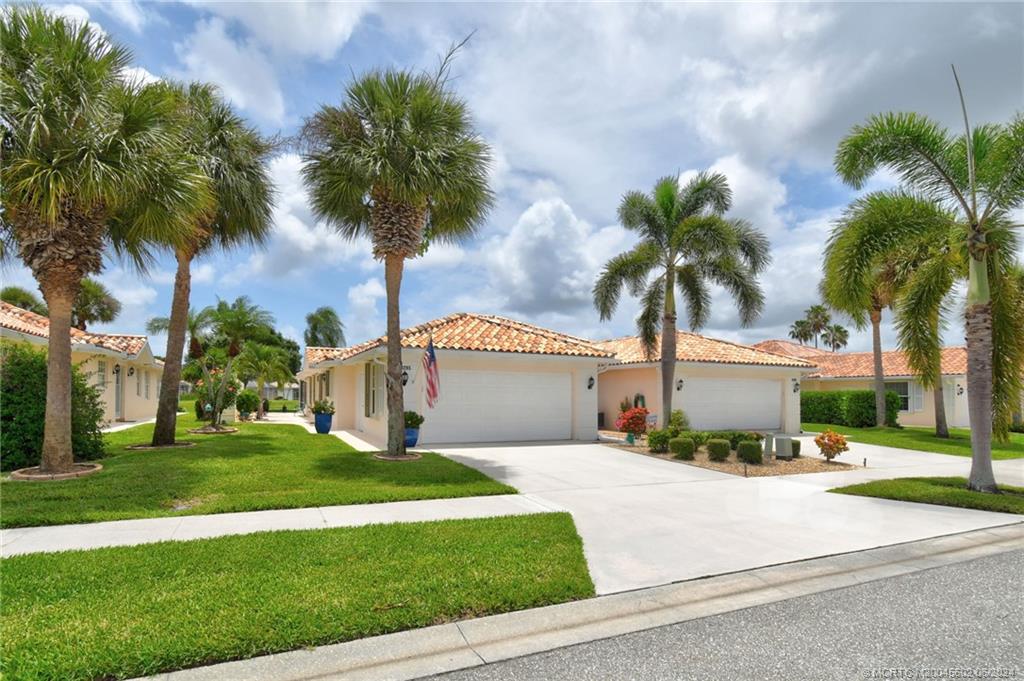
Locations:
235;389;260;421
404;411;425;447
615;407;649;444
312;399;335;434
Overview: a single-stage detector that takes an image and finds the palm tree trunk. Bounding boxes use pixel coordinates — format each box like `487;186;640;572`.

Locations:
39;280;79;473
933;371;950;438
870;307;886;427
152;248;192;446
965;252;997;492
213;356;235;427
660;266;677;429
384;254;407;456
257;378;265;419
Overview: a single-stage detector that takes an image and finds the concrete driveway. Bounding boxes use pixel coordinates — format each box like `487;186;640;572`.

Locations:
437;441;1023;595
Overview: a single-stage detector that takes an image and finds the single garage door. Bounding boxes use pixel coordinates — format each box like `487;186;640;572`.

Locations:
419;370;572;444
680;377;782;430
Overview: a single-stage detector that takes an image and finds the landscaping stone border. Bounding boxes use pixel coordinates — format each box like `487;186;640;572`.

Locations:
10;462;103;481
373;452;423;462
125;442;198;451
187;427;239;435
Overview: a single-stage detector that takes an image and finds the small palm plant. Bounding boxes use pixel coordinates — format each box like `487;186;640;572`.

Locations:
72;278;121;331
1;7;210;472
594;173;770;427
238;343;292;419
304;306;346;347
300;46;493;456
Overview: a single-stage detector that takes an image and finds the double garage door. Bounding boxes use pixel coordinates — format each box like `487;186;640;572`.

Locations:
680;377;782;431
419;370;572;444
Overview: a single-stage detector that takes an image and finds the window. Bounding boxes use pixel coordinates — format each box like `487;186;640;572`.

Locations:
136;369;142;397
96;361;107;389
145;371;151;399
364;363;383;417
886;381;923;412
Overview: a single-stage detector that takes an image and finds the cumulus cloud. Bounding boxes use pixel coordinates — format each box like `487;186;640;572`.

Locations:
679;155;789;238
345;277;386;343
122;65;160;86
85;0;146;32
171;17;285;125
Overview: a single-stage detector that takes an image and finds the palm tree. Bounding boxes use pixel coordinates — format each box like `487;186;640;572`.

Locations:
305;306;346;347
833;72;1024;492
0;7;210;472
594;173;770;427
150;82;274;447
238;343;292;419
300;49;493;456
198;297;274;428
822;324;849;352
803;304;831;349
1;286;47;315
789;319;814;345
72;278;121;330
146;307;213;361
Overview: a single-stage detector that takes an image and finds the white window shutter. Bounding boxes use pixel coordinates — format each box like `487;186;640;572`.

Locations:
911;382;924;412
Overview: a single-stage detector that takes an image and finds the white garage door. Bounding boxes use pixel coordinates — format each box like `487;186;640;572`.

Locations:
680;378;782;430
419;370;572;444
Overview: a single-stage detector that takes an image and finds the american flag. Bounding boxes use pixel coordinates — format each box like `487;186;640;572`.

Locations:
422;337;440;408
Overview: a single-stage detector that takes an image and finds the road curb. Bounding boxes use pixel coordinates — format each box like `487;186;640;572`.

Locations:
146;522;1023;681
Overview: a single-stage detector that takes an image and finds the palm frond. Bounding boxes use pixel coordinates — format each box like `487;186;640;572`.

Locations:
592;242;660;320
676;264;711;330
637;278;664;359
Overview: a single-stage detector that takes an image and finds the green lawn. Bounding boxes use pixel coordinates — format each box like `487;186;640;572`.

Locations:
268;398;299;412
802;423;1024;460
830;476;1024;515
1;513;594;681
1;414;514;528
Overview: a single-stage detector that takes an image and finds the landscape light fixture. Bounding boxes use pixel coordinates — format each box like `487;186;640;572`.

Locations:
112;364;121;374
791;379;800;393
587;376;595;390
127;367;135;377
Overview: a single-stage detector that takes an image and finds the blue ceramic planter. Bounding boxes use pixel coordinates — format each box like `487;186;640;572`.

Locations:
404;428;419;448
314;413;332;434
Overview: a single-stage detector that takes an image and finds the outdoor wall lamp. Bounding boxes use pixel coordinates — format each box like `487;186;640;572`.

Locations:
675;379;684;392
956;384;964;396
112;364;121;375
792;379;801;394
402;370;409;386
127;367;135;377
587;376;595;390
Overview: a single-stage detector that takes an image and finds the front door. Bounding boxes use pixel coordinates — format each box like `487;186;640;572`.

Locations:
114;368;123;420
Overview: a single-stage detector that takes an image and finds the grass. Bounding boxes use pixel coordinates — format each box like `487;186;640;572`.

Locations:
802;423;1024;460
830;476;1024;514
267;398;299;412
1;513;594;681
1;414;514;528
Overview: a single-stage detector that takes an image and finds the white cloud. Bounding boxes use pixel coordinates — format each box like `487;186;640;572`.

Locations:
407;243;466;271
345;277;386;343
192;263;216;284
86;0;146;32
188;1;369;60
679;154;788;238
122;65;160;86
50;4;95;27
171;17;285;125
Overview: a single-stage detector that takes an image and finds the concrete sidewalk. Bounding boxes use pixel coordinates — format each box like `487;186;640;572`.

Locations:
0;494;551;556
142;523;1024;681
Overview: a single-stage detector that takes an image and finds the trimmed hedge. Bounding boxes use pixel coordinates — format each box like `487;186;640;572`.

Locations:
669;437;695;460
0;342;106;471
802;389;901;428
737;440;763;464
675;430;763;450
647;429;671;454
707;438;730;462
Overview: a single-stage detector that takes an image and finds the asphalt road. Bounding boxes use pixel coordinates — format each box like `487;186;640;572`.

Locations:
428;550;1024;681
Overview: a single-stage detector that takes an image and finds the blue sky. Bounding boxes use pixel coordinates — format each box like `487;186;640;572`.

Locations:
7;1;1024;357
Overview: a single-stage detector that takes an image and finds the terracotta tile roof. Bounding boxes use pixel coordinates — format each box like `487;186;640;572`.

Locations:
304;313;614;368
751;339;832;360
595;332;814;368
808;346;968;379
0;301;149;357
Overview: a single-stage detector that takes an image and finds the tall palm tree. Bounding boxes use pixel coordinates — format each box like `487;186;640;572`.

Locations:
72;277;121;330
198;297;274;428
803;304;831;349
300;50;493;456
594;172;770;427
0;7;210;472
822;324;849;352
788;319;814;345
147;306;213;361
1;285;47;315
150;82;274;447
238;343;292;419
304;306;346;347
834;74;1024;492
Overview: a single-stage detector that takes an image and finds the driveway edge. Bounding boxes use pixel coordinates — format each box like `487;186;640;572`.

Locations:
147;522;1023;681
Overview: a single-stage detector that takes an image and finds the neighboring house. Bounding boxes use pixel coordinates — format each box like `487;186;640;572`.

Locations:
0;301;164;424
243;380;300;401
298;313;612;445
595;333;814;433
752;339;973;429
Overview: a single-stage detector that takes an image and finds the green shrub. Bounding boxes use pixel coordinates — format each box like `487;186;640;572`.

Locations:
669;437;695;460
194;398;208;421
801;391;844;424
404;411;425;429
703;430;764;450
737;440;763;464
668;409;690;435
235;390;260;414
0;342;105;471
647;429;671;453
802;390;901;428
791;440;802;457
707;438;730;462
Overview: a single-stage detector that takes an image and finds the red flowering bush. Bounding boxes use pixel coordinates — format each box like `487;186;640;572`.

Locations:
615;407;649;436
815;429;849;462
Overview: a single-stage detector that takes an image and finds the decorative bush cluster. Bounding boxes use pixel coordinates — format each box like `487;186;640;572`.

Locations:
404;411;425;429
235;390;260;415
646;429;671;453
707;438;730;461
312;399;335;415
669;437;695;460
737;440;763;464
0;342;105;471
674;430;763;450
802;390;901;428
815;429;850;461
616;407;649;436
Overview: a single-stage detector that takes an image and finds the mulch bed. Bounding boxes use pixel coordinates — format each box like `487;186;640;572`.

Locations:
606;441;857;477
187;426;239;435
372;452;423;462
9;462;103;481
